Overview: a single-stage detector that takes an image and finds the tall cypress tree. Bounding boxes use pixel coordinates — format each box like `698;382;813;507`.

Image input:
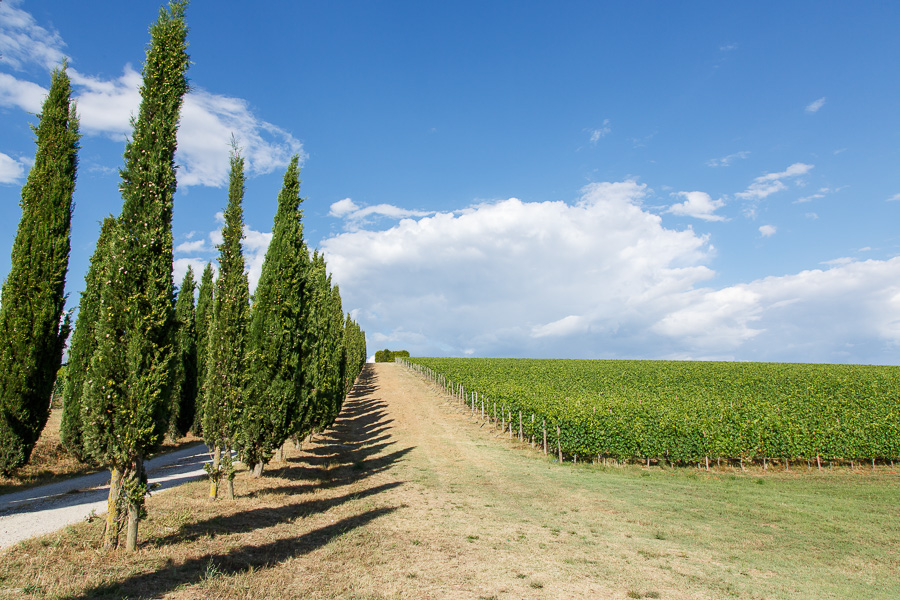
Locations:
321;283;346;428
240;156;308;475
203;147;249;501
60;217;115;461
82;0;189;551
342;316;367;396
192;262;214;435
0;64;79;474
169;266;197;438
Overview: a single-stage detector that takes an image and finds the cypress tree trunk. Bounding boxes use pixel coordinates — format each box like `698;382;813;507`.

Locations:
202;145;249;500
81;0;189;551
124;456;144;552
208;445;220;500
104;467;123;549
0;64;79;474
224;450;236;500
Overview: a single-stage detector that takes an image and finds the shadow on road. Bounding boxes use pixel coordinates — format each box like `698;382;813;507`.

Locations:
0;443;211;519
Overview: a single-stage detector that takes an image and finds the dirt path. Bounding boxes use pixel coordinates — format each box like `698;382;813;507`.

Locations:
261;362;666;600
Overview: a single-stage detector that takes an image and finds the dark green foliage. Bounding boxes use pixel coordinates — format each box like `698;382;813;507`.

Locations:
169;266;197;438
192;262;214;435
293;253;327;439
203;147;250;484
0;64;79;474
60;217;115;461
298;257;347;435
240;156;308;470
375;349;408;363
320;284;347;428
342;317;367;396
81;0;189;538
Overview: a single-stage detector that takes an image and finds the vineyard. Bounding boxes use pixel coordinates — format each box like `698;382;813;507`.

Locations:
400;357;900;468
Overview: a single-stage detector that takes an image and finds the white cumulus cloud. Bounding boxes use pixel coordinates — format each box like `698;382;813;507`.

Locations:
759;225;777;237
0;152;26;184
323;181;716;358
667;191;726;221
321;181;900;364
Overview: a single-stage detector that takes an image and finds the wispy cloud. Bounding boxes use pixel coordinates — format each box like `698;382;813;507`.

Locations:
735;163;814;211
706;150;750;168
887;193;900;202
0;0;67;71
759;225;777;237
588;119;611;144
329;198;435;231
667;191;726;221
795;186;841;204
805;97;826;113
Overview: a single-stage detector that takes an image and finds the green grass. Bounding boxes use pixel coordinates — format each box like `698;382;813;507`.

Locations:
486;446;900;599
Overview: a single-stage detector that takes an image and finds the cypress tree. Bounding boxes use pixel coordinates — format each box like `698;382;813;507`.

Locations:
240;156;308;476
82;0;189;551
292;251;326;442
321;283;347;428
0;63;79;474
203;147;249;501
342;315;366;398
169;266;197;438
60;217;115;461
192;262;214;435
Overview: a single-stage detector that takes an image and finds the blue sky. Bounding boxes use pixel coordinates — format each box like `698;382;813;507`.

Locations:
2;1;900;364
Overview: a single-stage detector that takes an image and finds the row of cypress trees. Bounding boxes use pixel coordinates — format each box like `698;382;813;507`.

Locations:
1;1;366;552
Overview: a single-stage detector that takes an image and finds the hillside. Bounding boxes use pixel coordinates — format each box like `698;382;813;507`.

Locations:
1;362;897;599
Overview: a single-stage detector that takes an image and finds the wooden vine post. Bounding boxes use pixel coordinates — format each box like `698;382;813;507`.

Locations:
543;418;547;455
557;424;562;462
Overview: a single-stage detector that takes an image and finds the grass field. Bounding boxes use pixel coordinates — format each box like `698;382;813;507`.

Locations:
0;363;897;599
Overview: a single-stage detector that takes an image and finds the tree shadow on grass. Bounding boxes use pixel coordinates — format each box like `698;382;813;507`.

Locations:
260;445;412;498
148;480;405;547
70;505;399;600
66;363;412;599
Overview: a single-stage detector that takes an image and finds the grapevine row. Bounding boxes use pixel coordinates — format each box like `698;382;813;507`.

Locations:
399;357;900;467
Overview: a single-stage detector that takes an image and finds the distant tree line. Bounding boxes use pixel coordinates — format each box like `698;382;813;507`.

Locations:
0;0;366;552
375;349;410;363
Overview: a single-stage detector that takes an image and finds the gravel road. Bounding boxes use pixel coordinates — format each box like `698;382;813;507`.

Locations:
0;443;212;548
